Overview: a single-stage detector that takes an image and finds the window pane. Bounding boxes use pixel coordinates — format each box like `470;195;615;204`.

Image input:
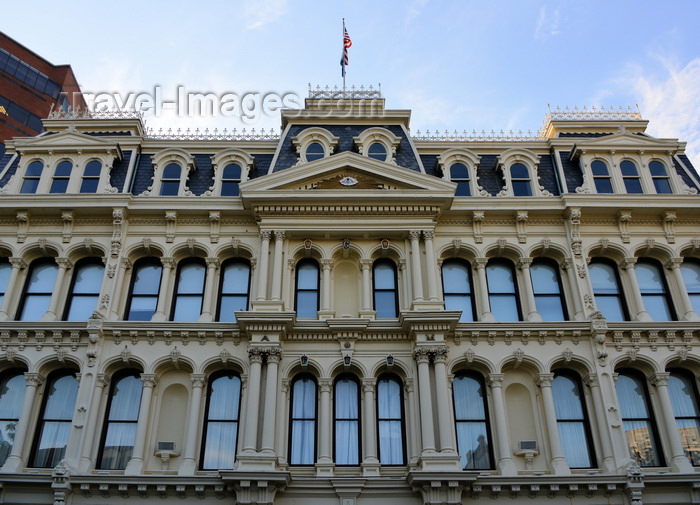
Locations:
176;262;206;294
374;291;397;318
221;262;250;294
108;375;142;421
335;377;359;465
456;421;490;469
221;181;239;196
442;261;474;321
203;422;238;469
162;163;181;178
620;161;639;176
368;142;387;161
450;163;469;179
54;161;72;177
0;373;25;466
25;160;43;177
377;378;401;419
374;261;396;289
173;294;203;321
160;181;179;196
20;178;40;194
290;377;316;465
19;261;58;321
531;262;566;321
65;262;104;321
132;263;162;295
297;262;319;289
594;178;614;193
591;160;609;176
377;377;405;465
127;296;158;321
589;261;627;321
172;261;205;321
218;295;248;322
84;160;101;176
681;261;700;314
487;262;520;321
512;180;532;196
445;294;474;321
99;373;141;470
510;163;529;178
101;423;136;470
616;372;662;467
635;260;674;321
558;422;592;468
553;374;595;467
49;178;69;194
453;375;485;420
207;375;241;420
223;163;242;179
79;178;99;193
32;373;78;468
202;374;241;469
653;178;672;194
305;142;324;162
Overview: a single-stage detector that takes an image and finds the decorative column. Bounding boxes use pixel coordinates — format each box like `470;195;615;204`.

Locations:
275;379;290;464
537;373;570;475
422;230;439;301
317;378;334;472
2;373;44;472
361;378;379;472
256;231;271;301
474;258;494;321
404;378;421;464
79;374;110;471
433;348;455;452
414;348;436;452
667;258;698;320
409;230;424;303
198;258;220;322
42;257;72;321
125;374;157;475
398;259;409;311
320;259;333;312
619;258;651;321
0;257;26;320
650;372;694;472
583;373;616;472
360;259;372;313
242;348;263;453
518;258;541;321
108;258;132;320
261;348;281;454
487;374;516;475
562;258;585;320
270;230;285;301
152;257;175;321
179;374;206;475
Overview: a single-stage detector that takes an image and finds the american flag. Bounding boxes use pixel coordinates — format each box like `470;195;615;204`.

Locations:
340;21;351;77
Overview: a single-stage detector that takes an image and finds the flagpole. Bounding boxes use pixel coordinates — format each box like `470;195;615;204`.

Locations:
342;18;346;91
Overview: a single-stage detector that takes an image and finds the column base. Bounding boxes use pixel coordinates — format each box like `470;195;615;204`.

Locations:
317;310;336;320
498;457;518;476
124;457;144;475
671;454;695;473
250;300;285;311
78;457;93;473
358;310;376;319
361;458;381;476
178;458;197;475
550;456;571;475
315;459;335;477
526;312;543;322
411;300;445;311
1;455;24;473
40;311;56;321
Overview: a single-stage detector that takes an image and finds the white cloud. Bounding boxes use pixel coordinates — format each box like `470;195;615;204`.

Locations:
243;0;288;30
405;0;429;25
534;5;560;41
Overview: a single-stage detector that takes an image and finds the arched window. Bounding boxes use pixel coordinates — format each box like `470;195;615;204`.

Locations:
668;370;700;466
681;260;700;315
453;372;492;469
373;259;398;318
589;259;628;321
201;372;241;470
30;371;79;468
217;260;250;322
635;259;675;321
367;142;388;161
334;375;360;465
16;259;58;321
486;259;521;321
0;258;11;308
377;375;405;465
441;259;475;322
552;372;595;468
305;142;324;162
49;160;72;194
125;258;162;321
621;160;642;194
171;259;206;321
295;259;319;319
79;160;101;193
615;370;663;467
530;259;567;321
510;163;532;196
20;160;43;194
159;163;181;196
450;163;471;196
221;163;242;196
98;371;142;470
289;374;316;465
649;161;672;194
0;370;26;466
591;160;613;193
64;258;104;321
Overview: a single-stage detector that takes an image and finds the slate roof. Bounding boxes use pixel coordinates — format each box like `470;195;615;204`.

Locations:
475;155;504;196
559;151;583;193
109;149;132;193
675;155;700;191
131;153;154;195
0;153;18;187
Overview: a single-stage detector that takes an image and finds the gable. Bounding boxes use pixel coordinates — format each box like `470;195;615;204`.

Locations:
571;130;680;157
11;126;122;156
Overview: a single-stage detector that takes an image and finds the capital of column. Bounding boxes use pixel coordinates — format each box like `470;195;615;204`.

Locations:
320;258;333;270
260;230;272;241
361;377;376;393
650;372;670;387
266;347;282;364
433;347;449;363
161;256;175;268
422;230;435;241
9;257;27;269
517;257;533;270
561;258;573;270
487;373;504;388
536;373;555;388
190;374;206;389
474;257;488;269
24;372;45;388
120;257;133;270
205;257;220;270
248;347;264;363
360;258;373;270
619;257;638;270
398;258;407;271
274;230;285;241
140;374;158;388
56;257;73;270
413;347;431;364
318;378;333;393
96;373;110;389
665;257;684;270
409;230;421;241
287;258;296;271
404;377;414;393
280;378;290;394
582;373;599;388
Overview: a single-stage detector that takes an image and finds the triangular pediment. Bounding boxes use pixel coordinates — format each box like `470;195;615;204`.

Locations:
574;130;680;151
12;126;122;155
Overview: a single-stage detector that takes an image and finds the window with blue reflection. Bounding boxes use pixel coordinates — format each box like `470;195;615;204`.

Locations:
589;260;628;321
453;373;492;469
126;258;162;321
530;259;567;321
171;259;206;321
160;163;181;196
442;259;475;321
668;370;700;466
305;142;324;162
681;260;700;315
0;258;11;308
552;372;594;468
49;161;72;194
377;375;405;465
334;375;360;465
373;259;398;318
621;160;643;194
450;163;471;196
290;375;316;465
221;163;242;196
20;160;43;194
17;259;58;321
591;160;613;193
0;370;26;466
615;370;663;467
202;372;241;469
64;259;104;321
217;260;250;322
368;142;387;161
79;160;101;193
649;161;672;194
635;259;675;321
98;371;142;470
486;260;520;321
31;371;79;468
510;163;532;196
295;259;319;318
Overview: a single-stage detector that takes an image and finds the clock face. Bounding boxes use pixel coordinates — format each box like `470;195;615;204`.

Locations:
339;176;358;186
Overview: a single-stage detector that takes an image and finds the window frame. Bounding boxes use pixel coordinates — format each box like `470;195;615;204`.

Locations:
588;258;629;321
437;148;484;197
620;160;643;194
452;371;493;470
216;259;251;322
649;160;673;194
333;374;361;466
288;373;318;466
680;259;700;316
125;258;163;321
209;149;253;197
373;259;399;318
16;258;58;321
170;258;207;322
667;368;700;466
49;160;73;194
530;258;568;321
634;258;676;321
62;257;105;321
20;159;43;194
79;159;102;194
551;371;596;468
200;371;242;470
485;259;522;322
148;148;197;197
441;258;476;322
591;159;614;194
0;369;27;467
353;127;400;165
376;373;406;466
291;127;339;164
294;258;320;319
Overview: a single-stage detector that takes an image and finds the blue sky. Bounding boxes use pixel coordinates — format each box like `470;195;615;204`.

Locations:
4;0;700;162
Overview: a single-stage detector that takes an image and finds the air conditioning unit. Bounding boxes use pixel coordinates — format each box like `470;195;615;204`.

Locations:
518;440;537;452
157;441;176;452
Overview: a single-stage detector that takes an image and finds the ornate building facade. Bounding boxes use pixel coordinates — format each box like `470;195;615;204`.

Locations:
0;89;699;505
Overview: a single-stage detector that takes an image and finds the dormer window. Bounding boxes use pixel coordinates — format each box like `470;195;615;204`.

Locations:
367;142;388;161
620;160;642;194
649;161;672;194
510;163;532;196
496;148;550;197
80;160;102;193
437;148;484;197
49;160;72;194
209;148;254;196
221;164;242;196
353;127;400;164
160;163;182;196
20;160;43;194
147;148;197;197
305;142;325;162
591;160;613;193
291;128;339;164
450;163;471;196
